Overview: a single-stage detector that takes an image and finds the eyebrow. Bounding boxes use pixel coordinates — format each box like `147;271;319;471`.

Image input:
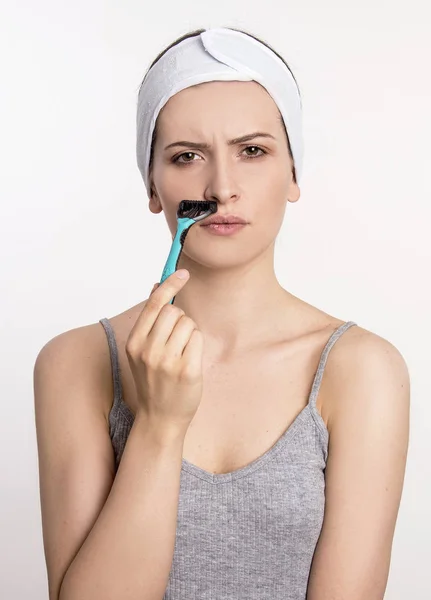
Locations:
164;131;276;151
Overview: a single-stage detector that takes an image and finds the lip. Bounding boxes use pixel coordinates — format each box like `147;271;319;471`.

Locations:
201;223;246;236
200;213;248;226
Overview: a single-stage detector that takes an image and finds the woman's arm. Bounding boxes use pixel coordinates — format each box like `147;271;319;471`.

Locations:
307;329;410;600
34;326;185;600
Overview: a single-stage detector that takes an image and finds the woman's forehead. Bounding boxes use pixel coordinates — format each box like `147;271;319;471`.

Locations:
157;81;283;137
163;80;274;110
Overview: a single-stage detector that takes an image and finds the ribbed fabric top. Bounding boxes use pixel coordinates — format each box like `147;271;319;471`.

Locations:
99;317;357;600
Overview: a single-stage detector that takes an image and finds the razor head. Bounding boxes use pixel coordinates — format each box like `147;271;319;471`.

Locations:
177;200;218;222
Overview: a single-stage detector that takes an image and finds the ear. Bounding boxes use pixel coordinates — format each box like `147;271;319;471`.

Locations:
148;178;163;214
287;180;300;204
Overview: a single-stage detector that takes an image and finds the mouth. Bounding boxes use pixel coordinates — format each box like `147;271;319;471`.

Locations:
200;214;248;226
200;222;247;236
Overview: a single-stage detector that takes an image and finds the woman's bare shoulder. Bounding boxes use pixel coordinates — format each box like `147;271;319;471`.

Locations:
34;300;149;425
35;318;123;424
325;321;405;360
317;320;409;421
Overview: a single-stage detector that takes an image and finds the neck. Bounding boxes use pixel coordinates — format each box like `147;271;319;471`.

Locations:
172;254;291;359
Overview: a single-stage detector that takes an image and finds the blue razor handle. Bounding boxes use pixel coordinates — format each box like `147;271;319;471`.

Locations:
160;216;196;284
159;200;218;305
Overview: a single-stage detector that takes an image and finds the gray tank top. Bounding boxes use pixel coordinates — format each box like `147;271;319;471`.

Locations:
99;317;357;600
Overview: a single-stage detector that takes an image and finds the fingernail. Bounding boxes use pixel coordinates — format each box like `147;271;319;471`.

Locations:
176;269;189;279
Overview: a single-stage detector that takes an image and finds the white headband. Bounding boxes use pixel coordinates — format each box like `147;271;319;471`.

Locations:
136;27;303;197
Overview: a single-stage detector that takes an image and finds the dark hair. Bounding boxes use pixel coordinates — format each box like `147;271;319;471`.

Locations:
139;27;300;185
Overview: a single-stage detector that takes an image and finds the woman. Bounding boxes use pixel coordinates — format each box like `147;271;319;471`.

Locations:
34;26;410;600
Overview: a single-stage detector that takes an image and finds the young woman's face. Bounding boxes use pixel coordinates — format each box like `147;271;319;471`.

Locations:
148;80;300;268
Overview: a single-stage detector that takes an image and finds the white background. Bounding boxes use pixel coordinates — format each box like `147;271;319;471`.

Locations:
1;1;430;598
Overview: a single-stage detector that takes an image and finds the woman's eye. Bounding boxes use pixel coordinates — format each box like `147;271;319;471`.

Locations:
172;146;267;164
243;146;266;158
173;152;197;164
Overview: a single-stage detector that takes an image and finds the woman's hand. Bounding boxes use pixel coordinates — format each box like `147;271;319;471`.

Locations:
125;270;204;436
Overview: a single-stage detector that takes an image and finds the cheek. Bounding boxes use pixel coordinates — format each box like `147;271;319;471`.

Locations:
255;190;288;240
157;173;198;220
251;161;289;195
254;174;289;219
262;206;287;239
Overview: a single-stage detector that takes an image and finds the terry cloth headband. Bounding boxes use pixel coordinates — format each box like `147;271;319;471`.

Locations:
136;27;303;197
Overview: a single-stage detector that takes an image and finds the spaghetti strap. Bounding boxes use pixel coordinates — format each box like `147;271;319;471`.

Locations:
99;318;123;406
308;321;358;410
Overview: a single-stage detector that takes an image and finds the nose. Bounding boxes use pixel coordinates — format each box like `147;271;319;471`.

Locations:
203;153;241;206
